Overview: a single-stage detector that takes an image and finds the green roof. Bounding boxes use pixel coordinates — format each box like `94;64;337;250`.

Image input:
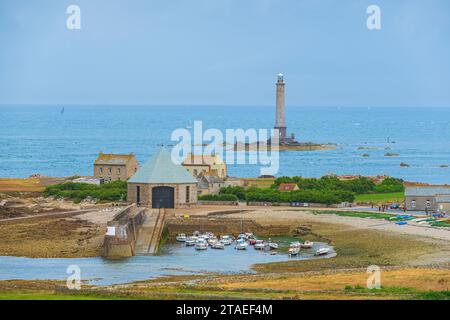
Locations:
128;147;196;184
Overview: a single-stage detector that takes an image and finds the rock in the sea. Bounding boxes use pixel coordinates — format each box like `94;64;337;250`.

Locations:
439;165;449;168
400;162;410;167
362;154;370;157
385;153;400;157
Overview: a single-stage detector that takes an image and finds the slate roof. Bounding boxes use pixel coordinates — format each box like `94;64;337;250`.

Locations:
94;152;135;165
128;148;197;184
404;186;450;197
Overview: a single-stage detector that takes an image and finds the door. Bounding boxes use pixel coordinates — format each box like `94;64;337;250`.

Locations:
152;186;174;208
136;186;141;204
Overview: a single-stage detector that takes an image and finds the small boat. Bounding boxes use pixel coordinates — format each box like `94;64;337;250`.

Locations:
288;246;300;257
245;232;256;240
220;235;233;245
314;247;330;256
211;242;225;249
235;239;248;250
301;241;314;248
237;233;247;240
267;239;278;250
185;237;195;246
176;234;187;242
207;237;218;246
290;241;301;248
254;240;265;250
195;239;208;250
248;239;257;245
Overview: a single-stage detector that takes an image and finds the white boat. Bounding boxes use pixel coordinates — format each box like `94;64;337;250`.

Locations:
185;237;195;246
290;241;301;248
220;235;233;245
211;242;225;249
245;232;256;240
195;239;208;250
288;246;300;257
176;234;187;242
301;240;314;248
207;237;218;246
267;239;278;250
314;247;330;256
237;233;247;240
254;240;265;250
235;239;248;250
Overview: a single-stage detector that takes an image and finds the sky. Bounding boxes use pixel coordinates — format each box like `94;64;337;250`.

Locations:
0;0;449;107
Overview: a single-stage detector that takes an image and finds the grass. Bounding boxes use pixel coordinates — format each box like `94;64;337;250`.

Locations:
355;192;404;204
311;210;393;220
431;220;450;228
252;220;437;273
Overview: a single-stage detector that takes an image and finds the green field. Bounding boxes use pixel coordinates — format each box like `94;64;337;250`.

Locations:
355;192;404;204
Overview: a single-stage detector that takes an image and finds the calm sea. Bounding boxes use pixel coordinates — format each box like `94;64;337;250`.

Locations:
1;106;450;184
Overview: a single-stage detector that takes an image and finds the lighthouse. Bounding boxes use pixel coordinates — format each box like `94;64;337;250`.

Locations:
274;73;287;144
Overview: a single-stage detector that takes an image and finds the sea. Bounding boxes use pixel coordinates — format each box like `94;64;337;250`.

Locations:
1;105;450;184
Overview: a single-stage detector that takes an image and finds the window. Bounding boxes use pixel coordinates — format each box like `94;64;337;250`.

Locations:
109;167;112;174
99;167;103;173
193;169;198;176
117;168;121;174
411;200;416;208
186;186;190;203
426;200;431;208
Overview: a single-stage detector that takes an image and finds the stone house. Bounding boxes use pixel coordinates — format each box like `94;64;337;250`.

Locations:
94;152;139;182
404;185;450;211
197;174;225;196
182;153;227;179
127;148;197;208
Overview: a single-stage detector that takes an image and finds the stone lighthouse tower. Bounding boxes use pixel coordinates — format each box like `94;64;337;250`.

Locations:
274;73;287;144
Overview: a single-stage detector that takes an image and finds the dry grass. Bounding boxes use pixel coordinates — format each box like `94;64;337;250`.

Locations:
0;177;67;193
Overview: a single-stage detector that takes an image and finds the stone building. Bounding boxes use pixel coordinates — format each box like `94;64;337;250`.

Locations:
182;153;227;179
127;148;197;208
404;185;450;211
94;152;139;182
197;174;225;196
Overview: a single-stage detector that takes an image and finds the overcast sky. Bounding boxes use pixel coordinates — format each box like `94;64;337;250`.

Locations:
1;0;449;107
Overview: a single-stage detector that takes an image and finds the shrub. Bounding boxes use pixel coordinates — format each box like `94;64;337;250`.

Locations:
198;194;238;201
44;180;127;203
219;186;246;200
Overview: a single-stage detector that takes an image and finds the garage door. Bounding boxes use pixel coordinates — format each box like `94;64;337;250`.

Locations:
152;186;174;208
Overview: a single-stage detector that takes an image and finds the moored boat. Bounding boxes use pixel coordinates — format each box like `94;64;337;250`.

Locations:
301;240;314;248
314;247;330;256
211;242;225;249
185;237;195;246
176;234;187;242
254;240;265;250
195;238;208;250
288;246;300;257
235;238;248;250
220;235;233;245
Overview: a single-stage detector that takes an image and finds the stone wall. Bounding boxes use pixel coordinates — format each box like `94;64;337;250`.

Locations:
102;205;146;259
165;217;290;238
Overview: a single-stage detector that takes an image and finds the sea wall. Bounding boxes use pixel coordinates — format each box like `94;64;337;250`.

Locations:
165;216;290;238
102;204;146;259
